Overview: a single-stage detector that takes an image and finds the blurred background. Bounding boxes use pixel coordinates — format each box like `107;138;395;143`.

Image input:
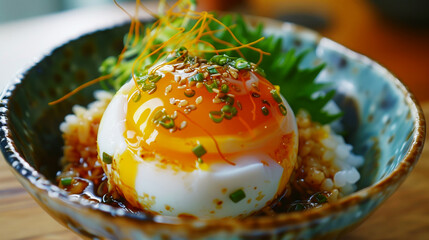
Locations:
0;0;428;100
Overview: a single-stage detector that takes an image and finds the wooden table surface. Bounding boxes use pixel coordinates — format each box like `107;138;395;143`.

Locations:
0;103;428;239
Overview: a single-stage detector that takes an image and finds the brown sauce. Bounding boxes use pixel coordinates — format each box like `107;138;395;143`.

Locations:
57;155;329;218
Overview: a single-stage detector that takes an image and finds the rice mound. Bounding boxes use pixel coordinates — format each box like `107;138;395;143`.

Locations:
58;90;363;205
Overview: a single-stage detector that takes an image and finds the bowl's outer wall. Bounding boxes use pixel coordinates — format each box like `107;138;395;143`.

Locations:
0;18;425;239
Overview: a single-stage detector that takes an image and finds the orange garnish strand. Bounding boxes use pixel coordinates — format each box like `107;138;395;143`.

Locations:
48;74;112;105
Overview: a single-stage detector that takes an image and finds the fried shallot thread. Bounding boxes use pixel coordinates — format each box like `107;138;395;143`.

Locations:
48;75;112;105
50;0;270;104
201;25;245;59
237;116;255;138
137;0;159;19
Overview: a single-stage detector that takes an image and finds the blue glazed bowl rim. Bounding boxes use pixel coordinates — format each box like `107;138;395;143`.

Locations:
0;17;426;231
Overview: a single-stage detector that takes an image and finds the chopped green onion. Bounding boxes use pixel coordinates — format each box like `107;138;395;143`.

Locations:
132;92;141;102
141;82;157;92
204;83;214;93
229;189;246;203
315;193;327;203
184;89;196;98
204;81;218;93
209;111;224;123
261;106;269;116
278;104;287;116
137;74;161;84
61;177;72;186
207;66;218;74
189;72;204;82
175;46;188;59
192;144;207;158
234;58;250;70
210;55;228;65
148;74;162;83
225;96;234;105
159;116;175;129
102;152;113;164
221;105;238;120
153;109;175;129
153;109;166;123
270;89;282;103
221;84;229;93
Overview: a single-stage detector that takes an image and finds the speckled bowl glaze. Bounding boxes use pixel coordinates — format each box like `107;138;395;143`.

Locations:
0;16;425;239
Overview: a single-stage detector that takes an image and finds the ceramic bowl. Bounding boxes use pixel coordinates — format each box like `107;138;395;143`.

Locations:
0;16;425;239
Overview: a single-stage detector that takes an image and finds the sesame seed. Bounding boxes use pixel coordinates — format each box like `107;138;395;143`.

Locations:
159;65;175;72
175;63;185;70
196;96;203;104
126;130;136;139
184;68;194;73
169;98;176;105
227;93;235;98
251;92;260;98
187;104;196;110
196;82;204;88
229;66;239;72
171;111;178;119
229;70;238;79
165;84;172;94
178;99;188;107
213;97;221;104
212;88;220;93
179;121;188;130
203;72;209;78
251;83;260;91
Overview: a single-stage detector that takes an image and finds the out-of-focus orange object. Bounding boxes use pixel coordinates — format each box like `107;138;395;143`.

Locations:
199;0;429;101
197;0;245;11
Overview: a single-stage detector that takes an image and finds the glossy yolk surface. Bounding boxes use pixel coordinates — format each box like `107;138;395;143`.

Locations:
123;69;294;172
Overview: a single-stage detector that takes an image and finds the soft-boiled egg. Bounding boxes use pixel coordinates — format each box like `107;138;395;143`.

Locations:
97;56;298;218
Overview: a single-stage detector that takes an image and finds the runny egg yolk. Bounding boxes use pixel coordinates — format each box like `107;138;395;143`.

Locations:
98;61;298;218
125;70;293;170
